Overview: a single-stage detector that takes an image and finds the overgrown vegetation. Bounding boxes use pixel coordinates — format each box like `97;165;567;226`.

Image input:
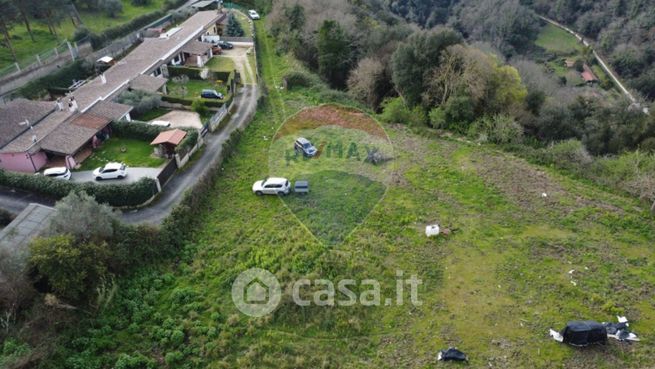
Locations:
2;4;655;369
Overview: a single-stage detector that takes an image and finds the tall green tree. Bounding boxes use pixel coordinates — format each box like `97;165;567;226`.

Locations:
12;0;35;42
226;13;244;37
30;234;111;302
0;0;19;61
317;20;352;88
391;27;462;106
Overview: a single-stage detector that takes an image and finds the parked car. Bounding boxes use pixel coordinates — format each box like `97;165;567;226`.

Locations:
43;167;71;181
294;137;317;157
93;162;127;180
201;89;224;99
252;177;291;196
217;40;233;50
149;120;171;127
248;10;261;20
294;180;309;194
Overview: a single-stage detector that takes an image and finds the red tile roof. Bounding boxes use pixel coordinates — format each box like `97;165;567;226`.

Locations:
150;129;187;146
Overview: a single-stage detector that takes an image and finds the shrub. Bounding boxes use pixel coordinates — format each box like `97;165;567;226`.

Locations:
0;208;14;227
428;107;447;129
114;353;155;369
283;70;318;89
45;192;118;242
168;66;202;79
90;11;166;49
378;97;426;126
18;60;94;99
160;129;242;250
541;139;593;172
116;90;162;116
162;95;193;106
29;234;111;301
226;13;245;37
102;0;124;18
470;115;524;144
72;27;91;42
176;130;199;156
0;170;159;208
111;120;167;141
192;99;208;116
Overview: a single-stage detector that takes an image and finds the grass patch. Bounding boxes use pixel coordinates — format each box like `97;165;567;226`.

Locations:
284;170;386;245
133;107;171;121
27;17;655;369
0;0;166;69
535;23;582;55
206;56;236;73
167;79;229;100
77;137;165;171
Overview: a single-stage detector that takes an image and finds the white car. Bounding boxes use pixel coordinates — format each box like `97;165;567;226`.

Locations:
252;177;290;196
43;167;71;181
149;120;171;127
248;10;260;20
93;162;128;180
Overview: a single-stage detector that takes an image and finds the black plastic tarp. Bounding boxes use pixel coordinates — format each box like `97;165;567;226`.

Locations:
562;321;608;346
437;348;468;361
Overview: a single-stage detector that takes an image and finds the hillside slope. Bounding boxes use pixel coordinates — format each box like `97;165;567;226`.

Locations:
26;19;655;369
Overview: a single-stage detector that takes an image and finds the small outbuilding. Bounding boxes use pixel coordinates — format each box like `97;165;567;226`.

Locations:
150;128;187;157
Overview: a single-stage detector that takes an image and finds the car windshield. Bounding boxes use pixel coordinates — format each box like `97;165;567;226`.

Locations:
303;143;311;148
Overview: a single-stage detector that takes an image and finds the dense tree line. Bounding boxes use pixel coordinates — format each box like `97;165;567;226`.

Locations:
385;0;655;100
266;0;655;208
527;0;655;100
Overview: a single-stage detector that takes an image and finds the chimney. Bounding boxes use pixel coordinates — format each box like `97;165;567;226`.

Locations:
100;73;107;84
56;98;63;111
68;97;78;112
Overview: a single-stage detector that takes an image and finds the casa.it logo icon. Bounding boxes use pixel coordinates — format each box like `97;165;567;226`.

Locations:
231;267;282;317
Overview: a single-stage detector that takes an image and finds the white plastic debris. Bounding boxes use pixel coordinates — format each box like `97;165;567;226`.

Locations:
541;192;548;198
617;316;628;323
549;329;564;342
425;224;440;237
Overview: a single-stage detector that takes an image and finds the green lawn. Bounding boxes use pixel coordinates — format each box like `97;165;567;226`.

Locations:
535;23;582;55
25;19;655;369
167;78;230;100
0;0;165;70
77;137;165;171
205;56;236;73
133;107;171;121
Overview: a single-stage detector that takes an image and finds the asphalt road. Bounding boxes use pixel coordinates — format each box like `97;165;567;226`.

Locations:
71;167;161;184
121;82;259;224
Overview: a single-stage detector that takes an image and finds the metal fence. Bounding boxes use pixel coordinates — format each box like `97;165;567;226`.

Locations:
0;40;82;79
157;159;178;187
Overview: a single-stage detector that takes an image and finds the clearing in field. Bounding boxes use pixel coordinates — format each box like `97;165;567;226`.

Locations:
268;105;394;245
535;23;582;55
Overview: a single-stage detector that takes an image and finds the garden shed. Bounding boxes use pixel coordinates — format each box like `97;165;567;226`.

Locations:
150;129;187;157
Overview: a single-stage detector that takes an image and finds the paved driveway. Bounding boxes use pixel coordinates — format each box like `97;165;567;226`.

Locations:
71;167;161;184
152;110;203;130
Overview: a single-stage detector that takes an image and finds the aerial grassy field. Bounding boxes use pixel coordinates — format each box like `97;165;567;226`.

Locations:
0;0;165;70
18;22;655;369
535;23;582;55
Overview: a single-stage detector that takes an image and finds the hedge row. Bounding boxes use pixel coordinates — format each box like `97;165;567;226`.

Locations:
0;170;159;208
176;130;199;155
162;95;226;108
111;120;168;141
168;66;202;79
90;11;169;49
160;128;243;249
18;60;94;99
